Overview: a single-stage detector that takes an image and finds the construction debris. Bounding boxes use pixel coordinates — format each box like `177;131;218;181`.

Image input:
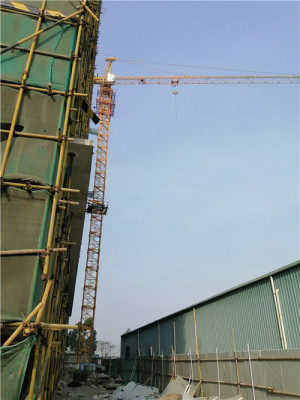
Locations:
160;377;243;400
162;377;196;397
55;367;243;400
110;382;159;400
55;367;121;400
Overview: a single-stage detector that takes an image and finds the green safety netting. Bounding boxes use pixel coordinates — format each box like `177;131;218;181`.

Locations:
0;336;37;400
0;5;76;324
1;86;65;185
1;11;76;91
1;188;52;321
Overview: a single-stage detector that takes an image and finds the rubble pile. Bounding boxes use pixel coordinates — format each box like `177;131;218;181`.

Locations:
55;368;243;400
109;381;159;400
55;368;124;399
159;377;243;400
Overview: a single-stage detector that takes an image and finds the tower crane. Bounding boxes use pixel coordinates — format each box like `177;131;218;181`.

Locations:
77;57;299;363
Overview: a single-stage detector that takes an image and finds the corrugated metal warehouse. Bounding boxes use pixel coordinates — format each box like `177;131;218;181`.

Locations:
121;260;300;358
118;261;300;399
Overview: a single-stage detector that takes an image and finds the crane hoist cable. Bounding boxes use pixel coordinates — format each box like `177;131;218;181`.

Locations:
116;57;294;76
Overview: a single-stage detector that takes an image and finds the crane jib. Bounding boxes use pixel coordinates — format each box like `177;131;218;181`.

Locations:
94;75;300;85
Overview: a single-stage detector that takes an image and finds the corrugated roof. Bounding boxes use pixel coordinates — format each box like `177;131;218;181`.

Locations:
122;260;300;337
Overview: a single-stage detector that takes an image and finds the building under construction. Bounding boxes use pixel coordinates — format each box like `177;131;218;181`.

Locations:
1;1;102;398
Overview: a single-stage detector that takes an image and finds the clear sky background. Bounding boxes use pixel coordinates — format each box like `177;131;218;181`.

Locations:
70;1;300;350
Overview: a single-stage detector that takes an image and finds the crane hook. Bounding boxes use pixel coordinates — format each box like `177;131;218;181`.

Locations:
173;91;178;118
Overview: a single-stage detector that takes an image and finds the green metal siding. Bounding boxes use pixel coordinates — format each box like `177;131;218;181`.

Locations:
139;324;159;356
121;262;300;355
121;331;138;359
159;312;197;355
195;278;281;353
176;311;197;354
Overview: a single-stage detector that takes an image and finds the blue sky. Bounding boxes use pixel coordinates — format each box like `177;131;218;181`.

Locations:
70;1;299;348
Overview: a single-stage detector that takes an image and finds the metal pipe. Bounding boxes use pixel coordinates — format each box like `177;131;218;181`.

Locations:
0;43;72;60
193;307;204;397
216;348;221;399
202;379;300;398
148;355;300;362
2;181;80;193
0;248;67;256
232;329;241;394
83;4;100;22
170;346;174;380
35;279;54;324
58;199;79;206
151;370;300;398
276;287;287;349
60;187;80;193
1;82;88;97
247;344;256;400
270;276;287;349
34;331;54;400
41;6;84;279
0;129;74;142
44;219;60;327
2;303;44;347
173;321;177;377
40;323;78;330
5;322;78;330
37;342;46;397
28;336;42;400
158;324;160;355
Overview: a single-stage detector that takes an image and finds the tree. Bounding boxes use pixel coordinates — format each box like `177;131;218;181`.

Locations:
92;329;97;353
84;317;93;328
97;340;118;358
66;322;79;351
66;321;97;354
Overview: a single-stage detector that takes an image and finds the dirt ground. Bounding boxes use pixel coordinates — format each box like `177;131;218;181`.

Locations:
55;367;124;400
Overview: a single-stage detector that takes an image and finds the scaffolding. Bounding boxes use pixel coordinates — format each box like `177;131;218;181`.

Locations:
0;1;101;399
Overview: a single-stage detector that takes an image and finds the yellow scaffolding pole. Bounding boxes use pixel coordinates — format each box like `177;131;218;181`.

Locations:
0;81;89;97
2;279;53;347
193;308;204;397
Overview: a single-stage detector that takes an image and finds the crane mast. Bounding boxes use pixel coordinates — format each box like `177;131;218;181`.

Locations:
77;58;116;363
78;58;299;363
